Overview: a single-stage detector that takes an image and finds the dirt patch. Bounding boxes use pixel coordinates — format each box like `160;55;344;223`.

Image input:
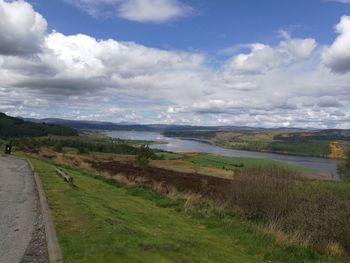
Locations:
141;244;154;252
88;160;231;200
105;219;120;225
163;244;178;252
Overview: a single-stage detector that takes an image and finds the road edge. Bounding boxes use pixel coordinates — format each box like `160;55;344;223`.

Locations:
26;158;63;263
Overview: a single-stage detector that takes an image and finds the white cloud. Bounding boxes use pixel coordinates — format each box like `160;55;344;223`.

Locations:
224;36;316;75
325;0;350;3
0;0;47;55
0;0;349;128
118;0;191;22
65;0;191;23
322;16;350;73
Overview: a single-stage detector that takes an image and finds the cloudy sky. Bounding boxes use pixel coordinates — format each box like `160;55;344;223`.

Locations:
0;0;350;128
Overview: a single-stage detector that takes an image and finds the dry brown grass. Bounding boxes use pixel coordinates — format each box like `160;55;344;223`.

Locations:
184;194;204;210
150;159;234;179
324;242;347;258
224;165;350;258
227;166;300;223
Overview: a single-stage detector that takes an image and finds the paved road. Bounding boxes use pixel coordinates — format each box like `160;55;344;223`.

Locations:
0;157;39;263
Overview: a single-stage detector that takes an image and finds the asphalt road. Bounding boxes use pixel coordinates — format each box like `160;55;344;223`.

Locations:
0;157;38;263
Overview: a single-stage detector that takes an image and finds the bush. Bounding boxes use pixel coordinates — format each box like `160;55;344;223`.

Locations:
227;165;299;224
284;186;350;252
78;146;88;154
288;192;350;251
225;165;350;255
53;142;63;152
135;144;156;168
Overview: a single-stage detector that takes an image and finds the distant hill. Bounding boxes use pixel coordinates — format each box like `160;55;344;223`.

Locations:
23;117;152;131
0;113;78;138
22;117;313;134
19;116;350;142
274;129;350;141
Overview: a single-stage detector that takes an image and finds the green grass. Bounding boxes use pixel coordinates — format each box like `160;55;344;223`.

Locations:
86;132;161;146
28;156;344;263
213;136;332;158
186;153;313;173
156;152;184;160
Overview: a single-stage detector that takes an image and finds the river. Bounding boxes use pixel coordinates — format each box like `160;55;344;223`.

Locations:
104;131;342;177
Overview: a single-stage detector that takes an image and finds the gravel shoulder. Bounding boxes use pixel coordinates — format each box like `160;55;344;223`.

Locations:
0;157;47;263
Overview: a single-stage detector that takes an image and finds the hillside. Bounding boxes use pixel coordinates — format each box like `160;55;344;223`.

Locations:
0;113;78;138
27;156;347;263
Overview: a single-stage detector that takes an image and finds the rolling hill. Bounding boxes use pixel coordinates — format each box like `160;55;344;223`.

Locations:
0;113;78;138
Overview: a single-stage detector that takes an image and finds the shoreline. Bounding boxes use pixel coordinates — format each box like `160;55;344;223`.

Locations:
164;135;345;160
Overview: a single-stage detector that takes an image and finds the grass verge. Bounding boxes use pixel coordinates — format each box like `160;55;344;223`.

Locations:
29;156;344;263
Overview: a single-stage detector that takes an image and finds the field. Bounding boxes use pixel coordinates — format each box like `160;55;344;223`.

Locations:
213;133;333;157
28;156;346;263
184;153;312;172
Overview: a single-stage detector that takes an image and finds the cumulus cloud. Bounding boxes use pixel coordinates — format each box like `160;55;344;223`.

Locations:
0;0;47;55
224;35;316;75
322;16;350;74
0;0;349;128
65;0;191;22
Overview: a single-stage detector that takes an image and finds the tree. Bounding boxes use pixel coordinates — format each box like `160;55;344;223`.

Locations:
53;142;63;152
337;149;350;180
78;146;87;154
135;144;155;168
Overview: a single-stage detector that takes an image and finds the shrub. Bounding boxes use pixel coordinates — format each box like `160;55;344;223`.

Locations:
135;144;155;168
226;165;299;224
53;142;63;152
284;186;350;252
225;165;350;255
78;146;87;154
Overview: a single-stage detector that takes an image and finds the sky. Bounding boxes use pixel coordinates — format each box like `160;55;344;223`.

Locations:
0;0;350;128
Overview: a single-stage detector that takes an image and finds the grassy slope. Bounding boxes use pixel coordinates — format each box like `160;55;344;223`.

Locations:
30;157;343;263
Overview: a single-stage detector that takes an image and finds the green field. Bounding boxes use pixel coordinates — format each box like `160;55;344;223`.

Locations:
186;153;313;172
29;156;344;263
213;136;333;158
156;152;312;173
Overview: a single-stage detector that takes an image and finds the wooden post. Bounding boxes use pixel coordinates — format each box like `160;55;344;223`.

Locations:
55;167;76;187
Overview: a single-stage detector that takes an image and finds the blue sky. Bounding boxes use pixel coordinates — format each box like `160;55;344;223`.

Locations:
28;0;350;51
0;0;350;128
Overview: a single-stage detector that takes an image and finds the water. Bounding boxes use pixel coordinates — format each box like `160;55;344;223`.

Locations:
105;131;342;176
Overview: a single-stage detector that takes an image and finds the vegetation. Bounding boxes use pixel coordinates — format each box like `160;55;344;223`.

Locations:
185;153;311;172
12;136;139;155
0;112;77;138
9;130;349;261
337;149;350;180
225;166;350;256
213;134;333;157
135;144;157;168
28;156;346;263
